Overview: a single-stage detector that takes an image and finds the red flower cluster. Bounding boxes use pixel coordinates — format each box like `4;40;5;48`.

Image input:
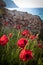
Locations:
38;43;43;48
21;30;30;37
0;35;9;46
17;38;28;48
30;35;36;40
19;49;33;61
4;21;9;26
0;38;1;44
16;25;21;30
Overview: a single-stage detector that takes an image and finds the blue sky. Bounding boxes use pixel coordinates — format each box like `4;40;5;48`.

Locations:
3;0;18;8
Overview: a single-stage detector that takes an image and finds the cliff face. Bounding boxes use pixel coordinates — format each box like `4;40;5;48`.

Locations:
0;0;6;7
12;10;42;32
0;0;6;15
41;21;43;29
0;9;42;33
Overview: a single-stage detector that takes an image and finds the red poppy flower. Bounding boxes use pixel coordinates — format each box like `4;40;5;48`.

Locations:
21;30;30;37
8;33;12;38
16;25;21;30
0;35;9;46
4;21;8;26
19;49;33;61
17;38;28;48
0;38;1;44
30;35;36;40
38;43;42;48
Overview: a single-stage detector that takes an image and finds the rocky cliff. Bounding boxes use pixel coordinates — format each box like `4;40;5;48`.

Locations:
0;9;42;33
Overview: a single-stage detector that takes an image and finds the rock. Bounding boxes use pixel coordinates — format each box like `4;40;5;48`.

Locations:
0;0;6;7
41;21;43;29
0;8;43;33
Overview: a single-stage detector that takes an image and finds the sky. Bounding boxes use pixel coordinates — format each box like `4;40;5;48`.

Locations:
12;0;43;8
4;0;43;8
3;0;43;20
3;0;18;8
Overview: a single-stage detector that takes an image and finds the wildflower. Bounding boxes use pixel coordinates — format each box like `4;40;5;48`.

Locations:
0;38;1;44
0;35;9;46
38;43;43;48
30;35;36;40
17;38;28;48
4;21;8;26
16;25;21;30
21;30;30;37
19;49;33;61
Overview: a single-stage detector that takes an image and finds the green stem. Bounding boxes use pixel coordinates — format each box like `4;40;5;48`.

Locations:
24;62;26;65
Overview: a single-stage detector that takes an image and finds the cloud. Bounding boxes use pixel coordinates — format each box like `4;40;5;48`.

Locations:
12;0;43;8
